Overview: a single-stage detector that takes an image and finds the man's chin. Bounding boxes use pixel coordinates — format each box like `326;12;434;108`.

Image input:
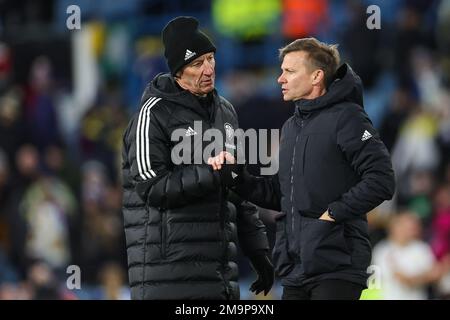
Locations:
202;84;214;94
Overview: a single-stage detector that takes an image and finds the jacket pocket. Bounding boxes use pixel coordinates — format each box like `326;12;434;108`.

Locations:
160;211;167;259
299;216;351;276
272;214;294;277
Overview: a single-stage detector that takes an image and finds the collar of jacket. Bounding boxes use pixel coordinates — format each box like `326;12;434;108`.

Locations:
148;72;220;121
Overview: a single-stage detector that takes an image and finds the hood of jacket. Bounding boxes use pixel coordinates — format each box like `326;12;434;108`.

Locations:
294;63;364;116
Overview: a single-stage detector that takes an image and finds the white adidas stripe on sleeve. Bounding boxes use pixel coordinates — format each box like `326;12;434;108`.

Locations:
136;97;161;180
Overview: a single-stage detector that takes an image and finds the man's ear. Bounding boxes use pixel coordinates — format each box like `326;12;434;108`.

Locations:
312;69;325;86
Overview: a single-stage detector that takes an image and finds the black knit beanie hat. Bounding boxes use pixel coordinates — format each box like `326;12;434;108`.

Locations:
162;16;216;76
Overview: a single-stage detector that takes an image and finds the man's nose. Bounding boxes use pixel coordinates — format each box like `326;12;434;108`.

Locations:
277;75;285;84
203;61;214;76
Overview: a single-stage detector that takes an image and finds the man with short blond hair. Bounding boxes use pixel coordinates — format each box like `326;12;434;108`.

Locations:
210;37;396;299
278;37;340;88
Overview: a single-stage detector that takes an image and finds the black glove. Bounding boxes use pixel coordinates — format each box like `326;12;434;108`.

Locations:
219;163;243;188
249;253;274;296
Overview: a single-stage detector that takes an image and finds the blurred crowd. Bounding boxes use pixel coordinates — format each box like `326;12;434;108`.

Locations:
0;0;450;300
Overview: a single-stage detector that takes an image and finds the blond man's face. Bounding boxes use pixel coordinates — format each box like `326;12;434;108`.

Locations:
277;51;317;101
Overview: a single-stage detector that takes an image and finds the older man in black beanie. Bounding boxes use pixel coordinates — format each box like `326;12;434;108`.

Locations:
121;16;274;300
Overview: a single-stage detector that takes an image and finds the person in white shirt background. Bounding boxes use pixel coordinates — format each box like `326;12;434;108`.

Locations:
372;211;450;299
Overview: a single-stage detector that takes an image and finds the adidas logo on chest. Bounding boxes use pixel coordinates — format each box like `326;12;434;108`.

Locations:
185;126;198;136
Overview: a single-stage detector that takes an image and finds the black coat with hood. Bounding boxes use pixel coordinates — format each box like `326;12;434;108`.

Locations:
235;64;395;287
122;73;269;299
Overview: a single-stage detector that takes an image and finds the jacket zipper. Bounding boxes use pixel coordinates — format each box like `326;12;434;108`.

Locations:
290;134;299;233
290;120;304;233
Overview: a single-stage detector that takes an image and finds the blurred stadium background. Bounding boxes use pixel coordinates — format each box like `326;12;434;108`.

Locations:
0;0;449;300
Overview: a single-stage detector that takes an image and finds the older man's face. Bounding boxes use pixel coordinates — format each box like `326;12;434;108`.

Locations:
176;52;215;96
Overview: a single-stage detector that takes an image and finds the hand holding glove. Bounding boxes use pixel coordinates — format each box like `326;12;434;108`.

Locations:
207;151;242;187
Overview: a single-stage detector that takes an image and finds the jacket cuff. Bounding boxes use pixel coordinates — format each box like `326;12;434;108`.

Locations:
328;202;349;223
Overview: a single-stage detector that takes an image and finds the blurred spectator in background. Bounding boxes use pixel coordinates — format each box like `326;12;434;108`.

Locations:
93;262;130;300
7;145;40;276
79;161;125;285
372;212;450;299
42;143;80;197
391;104;441;206
379;86;418;152
20;174;76;274
0;248;19;288
341;0;382;88
407;170;435;224
26;260;77;300
393;4;433;87
0;42;12;94
24;56;61;152
79;90;129;180
0;150;11;249
436;0;450;88
281;0;328;40
0;87;29;173
0;281;31;300
430;184;450;299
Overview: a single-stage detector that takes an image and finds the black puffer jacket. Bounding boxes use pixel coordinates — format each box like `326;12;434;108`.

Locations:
235;64;395;287
121;73;268;300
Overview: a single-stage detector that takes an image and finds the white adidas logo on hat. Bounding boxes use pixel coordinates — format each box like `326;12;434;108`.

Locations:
361;130;372;141
184;49;196;61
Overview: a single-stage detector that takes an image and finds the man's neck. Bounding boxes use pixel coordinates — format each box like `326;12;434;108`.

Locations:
304;86;327;100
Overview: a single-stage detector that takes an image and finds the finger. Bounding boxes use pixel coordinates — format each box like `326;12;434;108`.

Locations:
215;157;223;170
250;281;262;294
224;152;235;164
249;280;258;292
222;152;229;164
209;157;218;170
